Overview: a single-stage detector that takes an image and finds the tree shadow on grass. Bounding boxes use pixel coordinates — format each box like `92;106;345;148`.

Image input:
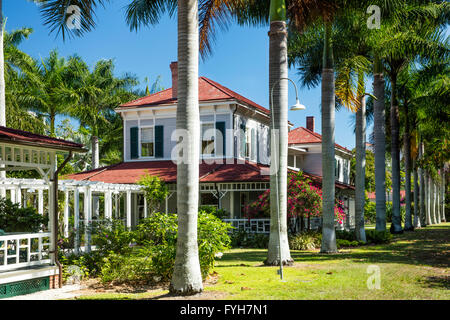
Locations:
419;276;450;290
221;226;450;269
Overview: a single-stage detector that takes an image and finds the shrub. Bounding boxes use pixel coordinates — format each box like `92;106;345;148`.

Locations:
137;174;169;213
199;205;228;220
364;201;377;224
245;171;347;225
336;239;361;248
365;230;393;244
92;219;136;256
0;197;48;233
230;230;269;249
137;211;232;280
386;202;406;223
135;213;178;245
59;251;103;281
335;229;357;241
100;252;153;284
288;231;322;250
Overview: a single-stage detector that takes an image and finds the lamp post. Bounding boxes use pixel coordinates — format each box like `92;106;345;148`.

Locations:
270;77;305;280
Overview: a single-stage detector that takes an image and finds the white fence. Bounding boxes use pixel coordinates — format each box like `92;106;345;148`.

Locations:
223;219;271;234
0;232;51;272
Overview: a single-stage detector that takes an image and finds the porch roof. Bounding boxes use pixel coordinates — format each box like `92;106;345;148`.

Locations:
0;126;86;152
66;160;270;184
66;160;354;190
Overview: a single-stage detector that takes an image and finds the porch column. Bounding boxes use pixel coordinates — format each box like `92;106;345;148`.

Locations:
74;189;80;255
115;193;119;219
38;189;44;215
48;153;56;265
64;190;69;238
10;188;15;204
16;186;21;207
126;190;131;229
84;186;92;253
230;191;235;219
105;190;112;220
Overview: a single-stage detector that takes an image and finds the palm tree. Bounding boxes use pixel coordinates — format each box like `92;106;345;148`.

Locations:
66;57;138;169
169;0;203;295
22;50;74;136
374;1;449;233
373;55;387;231
265;0;293;266
196;0;337;260
0;0;5;127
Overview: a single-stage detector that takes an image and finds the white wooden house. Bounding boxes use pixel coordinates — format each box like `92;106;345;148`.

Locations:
67;62;356;232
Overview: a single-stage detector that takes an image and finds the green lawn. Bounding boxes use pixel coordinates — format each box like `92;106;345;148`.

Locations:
73;223;450;300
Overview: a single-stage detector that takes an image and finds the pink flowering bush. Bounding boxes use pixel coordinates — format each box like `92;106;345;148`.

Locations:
244;171;346;225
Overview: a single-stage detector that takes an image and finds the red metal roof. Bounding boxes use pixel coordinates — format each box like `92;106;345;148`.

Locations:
119;76;270;115
66;159;354;190
0;126;85;152
288;126;352;153
66;160;271;184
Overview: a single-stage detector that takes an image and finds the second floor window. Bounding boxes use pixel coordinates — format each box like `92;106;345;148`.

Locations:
201;123;215;156
140;127;154;157
245;128;251;158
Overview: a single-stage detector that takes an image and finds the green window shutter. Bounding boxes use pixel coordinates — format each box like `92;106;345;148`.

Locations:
130;127;139;159
155;125;164;158
216;121;226;157
240;123;246;158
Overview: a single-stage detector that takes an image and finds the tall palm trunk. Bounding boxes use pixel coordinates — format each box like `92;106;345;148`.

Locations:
170;0;203;295
266;0;293;265
425;171;432;225
389;75;403;233
355;92;366;242
413;159;420;228
91;135;99;169
373;57;386;232
419;141;426;226
441;169;446;222
403;103;413;230
0;0;6;184
431;180;437;225
436;180;441;224
320;20;337;253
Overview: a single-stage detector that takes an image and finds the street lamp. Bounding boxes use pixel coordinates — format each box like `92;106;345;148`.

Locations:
270;77;305;280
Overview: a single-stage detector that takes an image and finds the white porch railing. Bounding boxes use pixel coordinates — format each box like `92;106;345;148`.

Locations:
223;219;271;234
0;232;51;272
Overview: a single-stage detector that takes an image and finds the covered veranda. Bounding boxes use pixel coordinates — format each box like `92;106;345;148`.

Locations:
0;126;86;297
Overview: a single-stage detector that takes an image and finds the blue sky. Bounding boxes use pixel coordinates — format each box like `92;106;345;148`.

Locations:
6;0;369;150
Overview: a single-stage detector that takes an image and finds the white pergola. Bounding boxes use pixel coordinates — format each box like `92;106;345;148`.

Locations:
0;178;146;254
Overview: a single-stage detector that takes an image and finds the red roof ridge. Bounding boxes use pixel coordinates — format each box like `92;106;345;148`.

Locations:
199;76;270;115
119;88;173;107
289;126;352;153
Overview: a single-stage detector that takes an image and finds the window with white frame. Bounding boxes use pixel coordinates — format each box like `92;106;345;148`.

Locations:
201;123;215;156
245;127;251;159
140;127;154;157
